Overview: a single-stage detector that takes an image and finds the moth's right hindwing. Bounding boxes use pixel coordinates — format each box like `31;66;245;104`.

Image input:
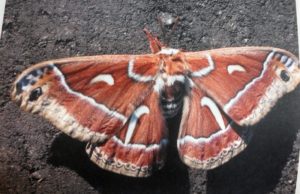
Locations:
177;87;251;169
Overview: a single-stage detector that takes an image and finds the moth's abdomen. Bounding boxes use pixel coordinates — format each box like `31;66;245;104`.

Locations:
160;81;185;118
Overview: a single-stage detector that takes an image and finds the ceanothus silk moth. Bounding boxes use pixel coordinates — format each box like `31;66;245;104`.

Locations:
11;29;300;177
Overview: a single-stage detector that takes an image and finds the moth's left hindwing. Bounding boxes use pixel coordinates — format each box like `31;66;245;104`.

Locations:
11;55;160;144
86;91;168;177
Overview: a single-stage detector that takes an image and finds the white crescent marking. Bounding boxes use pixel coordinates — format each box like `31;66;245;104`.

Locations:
124;105;150;144
201;96;226;130
227;65;246;74
224;51;275;113
52;64;127;124
90;74;114;85
191;53;215;77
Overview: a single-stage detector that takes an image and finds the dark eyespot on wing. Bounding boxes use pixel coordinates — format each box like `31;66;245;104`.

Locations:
280;70;290;82
29;87;43;101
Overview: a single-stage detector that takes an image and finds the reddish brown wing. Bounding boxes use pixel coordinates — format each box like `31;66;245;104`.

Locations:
178;47;300;169
11;54;160;144
185;47;300;126
177;87;251;169
86;91;167;177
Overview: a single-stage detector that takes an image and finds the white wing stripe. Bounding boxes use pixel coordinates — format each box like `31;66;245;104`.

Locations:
191;53;215;77
128;59;154;82
52;64;127;123
223;51;275;113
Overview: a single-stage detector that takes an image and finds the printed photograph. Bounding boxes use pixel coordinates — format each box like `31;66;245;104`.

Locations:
0;0;299;193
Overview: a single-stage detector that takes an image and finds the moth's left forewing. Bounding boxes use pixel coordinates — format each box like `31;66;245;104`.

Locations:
185;47;300;126
11;55;160;144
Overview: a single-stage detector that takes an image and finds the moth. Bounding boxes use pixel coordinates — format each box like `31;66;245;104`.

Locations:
11;29;300;177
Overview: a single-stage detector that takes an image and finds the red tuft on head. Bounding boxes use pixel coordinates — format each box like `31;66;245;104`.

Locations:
143;28;165;54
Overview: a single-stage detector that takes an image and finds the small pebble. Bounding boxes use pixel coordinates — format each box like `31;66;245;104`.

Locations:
31;171;42;180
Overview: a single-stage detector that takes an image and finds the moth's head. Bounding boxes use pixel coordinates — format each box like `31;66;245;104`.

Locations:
11;64;53;113
272;49;300;92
